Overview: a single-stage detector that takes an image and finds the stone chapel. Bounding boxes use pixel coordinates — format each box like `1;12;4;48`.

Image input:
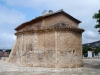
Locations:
8;9;84;68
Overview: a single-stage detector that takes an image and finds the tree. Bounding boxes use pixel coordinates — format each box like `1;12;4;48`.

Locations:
93;10;100;34
82;46;90;57
4;50;11;54
94;48;100;55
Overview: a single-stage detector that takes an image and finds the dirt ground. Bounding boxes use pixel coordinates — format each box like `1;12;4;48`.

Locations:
0;59;100;75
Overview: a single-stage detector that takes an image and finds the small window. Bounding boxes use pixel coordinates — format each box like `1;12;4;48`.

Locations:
73;50;75;54
73;50;75;53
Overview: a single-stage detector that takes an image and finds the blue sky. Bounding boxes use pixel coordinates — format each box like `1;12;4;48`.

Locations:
0;0;100;49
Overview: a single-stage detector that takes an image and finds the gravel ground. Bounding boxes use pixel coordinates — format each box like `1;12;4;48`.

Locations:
0;59;100;75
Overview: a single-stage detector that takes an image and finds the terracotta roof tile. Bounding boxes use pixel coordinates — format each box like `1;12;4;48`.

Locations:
15;9;81;31
16;22;84;34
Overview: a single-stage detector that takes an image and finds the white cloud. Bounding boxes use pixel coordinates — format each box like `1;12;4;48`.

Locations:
84;30;96;38
0;33;16;40
0;32;16;49
2;0;100;28
0;0;100;48
0;4;26;25
2;0;47;9
82;37;98;44
82;30;100;44
2;0;100;10
2;0;100;23
0;4;26;49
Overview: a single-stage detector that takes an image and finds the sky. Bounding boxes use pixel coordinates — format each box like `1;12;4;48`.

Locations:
0;0;100;49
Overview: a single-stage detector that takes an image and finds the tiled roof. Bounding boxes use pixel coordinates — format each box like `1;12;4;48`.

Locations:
47;22;77;29
15;9;81;31
16;22;84;34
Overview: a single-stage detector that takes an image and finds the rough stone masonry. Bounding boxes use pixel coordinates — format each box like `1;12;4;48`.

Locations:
8;9;84;68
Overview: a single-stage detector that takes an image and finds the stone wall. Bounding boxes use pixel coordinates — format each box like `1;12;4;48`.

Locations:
17;13;79;32
44;14;79;27
18;21;42;32
57;30;82;68
8;29;83;68
8;11;83;68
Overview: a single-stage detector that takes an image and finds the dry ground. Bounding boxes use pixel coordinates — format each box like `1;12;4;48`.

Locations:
0;59;100;75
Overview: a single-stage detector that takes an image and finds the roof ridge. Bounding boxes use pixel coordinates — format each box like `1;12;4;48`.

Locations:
15;9;81;31
42;9;64;17
15;22;84;35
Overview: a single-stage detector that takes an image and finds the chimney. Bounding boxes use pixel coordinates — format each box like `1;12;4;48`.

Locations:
42;10;46;16
49;10;53;14
59;9;63;12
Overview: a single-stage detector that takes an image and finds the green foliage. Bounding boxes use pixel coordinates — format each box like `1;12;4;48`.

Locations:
93;10;100;33
3;49;11;54
94;48;100;55
82;45;100;57
83;46;88;53
82;46;90;57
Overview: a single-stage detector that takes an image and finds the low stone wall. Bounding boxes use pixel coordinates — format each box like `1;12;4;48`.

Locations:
83;57;100;59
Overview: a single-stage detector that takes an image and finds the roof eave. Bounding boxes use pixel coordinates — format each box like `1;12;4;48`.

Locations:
61;11;81;23
15;10;82;31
